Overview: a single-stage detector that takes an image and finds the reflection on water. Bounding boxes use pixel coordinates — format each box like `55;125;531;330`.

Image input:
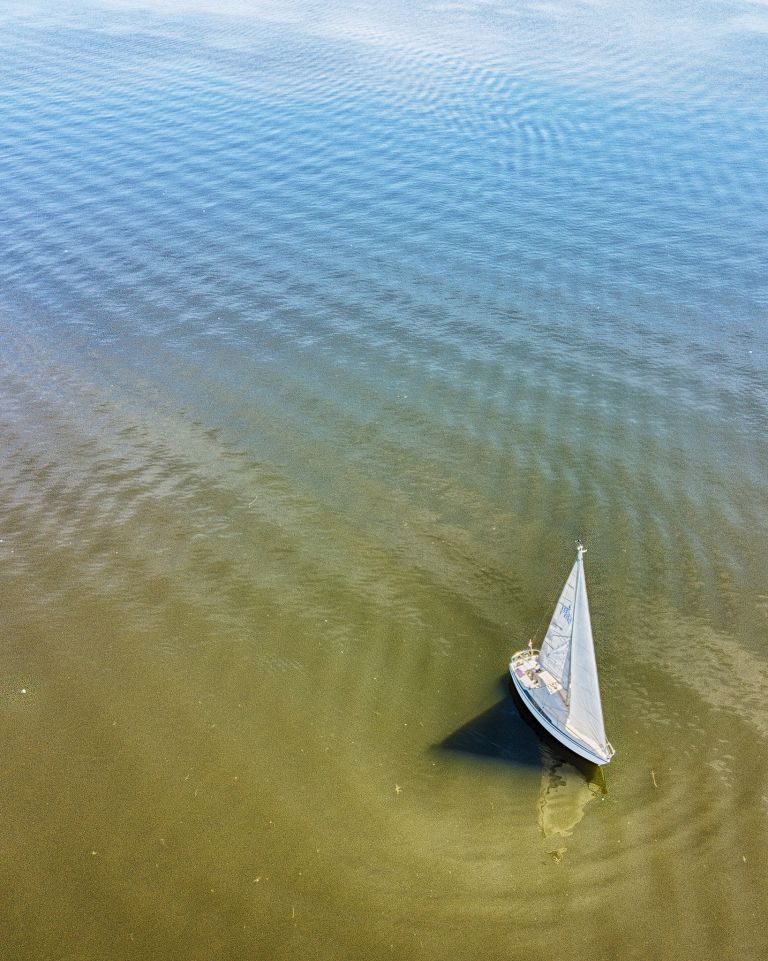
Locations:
537;743;605;855
440;681;607;857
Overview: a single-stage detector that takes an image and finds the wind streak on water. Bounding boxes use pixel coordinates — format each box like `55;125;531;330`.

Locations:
1;3;767;960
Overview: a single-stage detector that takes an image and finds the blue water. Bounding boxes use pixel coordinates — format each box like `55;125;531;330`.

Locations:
1;3;767;959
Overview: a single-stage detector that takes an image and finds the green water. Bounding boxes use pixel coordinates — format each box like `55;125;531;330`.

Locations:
1;2;767;959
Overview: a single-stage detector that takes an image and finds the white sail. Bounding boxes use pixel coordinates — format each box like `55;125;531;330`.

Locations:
538;558;579;689
564;554;610;755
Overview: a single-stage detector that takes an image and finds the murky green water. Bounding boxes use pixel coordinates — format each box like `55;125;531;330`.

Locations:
1;2;767;958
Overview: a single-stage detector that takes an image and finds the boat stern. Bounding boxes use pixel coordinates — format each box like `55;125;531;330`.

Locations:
509;648;542;690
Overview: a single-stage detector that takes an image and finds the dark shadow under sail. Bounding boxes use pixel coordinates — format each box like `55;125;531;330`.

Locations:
435;676;541;768
436;676;605;783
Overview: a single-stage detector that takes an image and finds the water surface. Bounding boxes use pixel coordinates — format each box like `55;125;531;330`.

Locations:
1;2;767;959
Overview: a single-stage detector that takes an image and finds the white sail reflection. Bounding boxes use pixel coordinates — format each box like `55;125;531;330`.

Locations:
537;742;605;855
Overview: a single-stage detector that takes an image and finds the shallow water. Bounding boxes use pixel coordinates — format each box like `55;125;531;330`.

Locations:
1;2;767;959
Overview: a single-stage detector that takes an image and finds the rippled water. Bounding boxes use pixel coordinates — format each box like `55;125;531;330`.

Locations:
1;2;767;959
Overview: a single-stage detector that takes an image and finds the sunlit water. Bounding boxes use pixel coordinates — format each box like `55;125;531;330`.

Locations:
1;2;767;959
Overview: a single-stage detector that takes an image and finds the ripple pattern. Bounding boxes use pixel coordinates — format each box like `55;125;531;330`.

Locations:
1;3;767;961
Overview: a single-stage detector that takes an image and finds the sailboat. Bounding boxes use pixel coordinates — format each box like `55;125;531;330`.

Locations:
509;544;615;765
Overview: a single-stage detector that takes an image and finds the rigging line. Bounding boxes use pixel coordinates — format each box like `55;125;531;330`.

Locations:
530;602;551;645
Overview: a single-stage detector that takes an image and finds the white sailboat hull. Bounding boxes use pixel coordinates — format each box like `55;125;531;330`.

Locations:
509;655;614;766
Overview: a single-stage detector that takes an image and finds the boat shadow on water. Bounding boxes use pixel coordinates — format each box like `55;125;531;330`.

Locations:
436;676;542;768
436;677;606;845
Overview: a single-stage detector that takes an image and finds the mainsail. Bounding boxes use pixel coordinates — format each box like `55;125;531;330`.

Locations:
538;558;579;689
564;554;610;754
